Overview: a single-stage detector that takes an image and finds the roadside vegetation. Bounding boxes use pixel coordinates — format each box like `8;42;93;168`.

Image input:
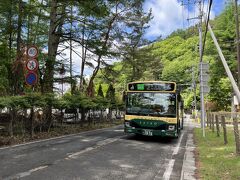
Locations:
0;91;124;147
194;127;240;180
0;120;122;147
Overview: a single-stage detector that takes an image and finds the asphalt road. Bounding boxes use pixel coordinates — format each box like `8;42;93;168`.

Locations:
0;116;195;180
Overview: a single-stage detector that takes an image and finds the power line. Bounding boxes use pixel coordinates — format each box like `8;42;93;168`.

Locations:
188;0;190;28
182;0;185;29
202;0;213;58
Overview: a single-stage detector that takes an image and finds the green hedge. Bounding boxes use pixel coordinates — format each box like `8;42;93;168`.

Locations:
0;93;125;110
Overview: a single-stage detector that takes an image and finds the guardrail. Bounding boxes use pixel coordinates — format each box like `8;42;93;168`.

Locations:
206;112;240;156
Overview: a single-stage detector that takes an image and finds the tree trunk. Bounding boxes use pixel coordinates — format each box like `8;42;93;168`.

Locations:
33;0;44;44
43;0;66;129
13;0;24;95
16;0;23;53
69;5;74;94
30;107;34;138
8;0;13;54
9;108;14;137
86;14;117;96
79;18;86;92
43;0;66;93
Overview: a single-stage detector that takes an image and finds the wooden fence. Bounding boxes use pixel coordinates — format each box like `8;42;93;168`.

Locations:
207;112;240;156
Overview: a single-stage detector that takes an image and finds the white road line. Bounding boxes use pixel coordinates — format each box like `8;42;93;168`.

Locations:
173;133;184;155
162;159;175;180
6;135;125;179
67;137;120;159
154;132;185;180
113;129;124;132
5;165;48;180
0;125;122;150
68;147;95;159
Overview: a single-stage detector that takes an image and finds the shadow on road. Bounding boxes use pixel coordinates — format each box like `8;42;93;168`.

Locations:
121;134;178;144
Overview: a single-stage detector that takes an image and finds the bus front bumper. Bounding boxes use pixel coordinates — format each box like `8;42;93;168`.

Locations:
124;127;178;138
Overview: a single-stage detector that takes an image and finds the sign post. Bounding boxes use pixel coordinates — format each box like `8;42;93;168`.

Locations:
199;62;209;137
25;45;39;87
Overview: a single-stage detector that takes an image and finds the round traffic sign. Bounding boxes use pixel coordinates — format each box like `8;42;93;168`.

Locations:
26;59;39;71
25;72;38;85
27;45;38;58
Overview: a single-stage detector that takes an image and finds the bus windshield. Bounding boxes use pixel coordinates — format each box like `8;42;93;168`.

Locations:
126;92;176;117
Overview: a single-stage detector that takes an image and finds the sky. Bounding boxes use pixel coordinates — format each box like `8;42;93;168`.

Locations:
143;0;227;41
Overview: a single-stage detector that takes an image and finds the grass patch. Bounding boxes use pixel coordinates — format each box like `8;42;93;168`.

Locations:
194;127;240;180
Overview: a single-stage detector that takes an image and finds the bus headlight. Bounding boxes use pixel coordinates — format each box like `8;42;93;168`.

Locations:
168;125;175;131
125;121;131;127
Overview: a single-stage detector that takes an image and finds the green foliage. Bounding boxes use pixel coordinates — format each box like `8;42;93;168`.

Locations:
0;92;123;111
0;93;43;109
209;78;232;111
97;84;104;97
0;97;10;109
105;83;118;109
92;96;108;109
0;43;10;95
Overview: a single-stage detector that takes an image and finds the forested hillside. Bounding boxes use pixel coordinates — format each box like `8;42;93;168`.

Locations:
95;3;236;111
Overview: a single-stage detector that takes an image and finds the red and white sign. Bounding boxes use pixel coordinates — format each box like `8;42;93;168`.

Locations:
26;59;39;71
27;45;38;58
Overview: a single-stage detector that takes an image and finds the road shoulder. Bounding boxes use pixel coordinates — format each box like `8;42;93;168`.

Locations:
181;117;198;180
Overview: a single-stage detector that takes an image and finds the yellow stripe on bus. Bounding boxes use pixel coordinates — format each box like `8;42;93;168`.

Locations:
124;115;177;123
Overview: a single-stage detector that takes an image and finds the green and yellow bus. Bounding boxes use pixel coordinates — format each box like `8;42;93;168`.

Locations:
124;81;183;138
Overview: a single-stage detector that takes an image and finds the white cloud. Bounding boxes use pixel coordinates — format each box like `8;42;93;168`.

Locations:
144;0;184;39
144;0;216;40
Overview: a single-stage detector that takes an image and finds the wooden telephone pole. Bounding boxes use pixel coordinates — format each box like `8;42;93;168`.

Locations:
233;0;240;156
234;0;240;88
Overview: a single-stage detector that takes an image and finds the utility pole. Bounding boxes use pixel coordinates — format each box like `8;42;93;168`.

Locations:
234;0;240;88
70;5;73;94
198;0;205;137
183;0;206;137
234;0;240;112
233;0;240;156
192;67;197;121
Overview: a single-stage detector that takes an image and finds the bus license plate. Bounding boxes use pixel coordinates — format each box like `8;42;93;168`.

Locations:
143;129;153;136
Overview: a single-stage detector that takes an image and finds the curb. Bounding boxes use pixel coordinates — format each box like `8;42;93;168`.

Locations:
181;116;197;180
181;133;196;180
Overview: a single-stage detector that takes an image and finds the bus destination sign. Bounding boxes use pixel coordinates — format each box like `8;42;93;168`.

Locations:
128;82;175;91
